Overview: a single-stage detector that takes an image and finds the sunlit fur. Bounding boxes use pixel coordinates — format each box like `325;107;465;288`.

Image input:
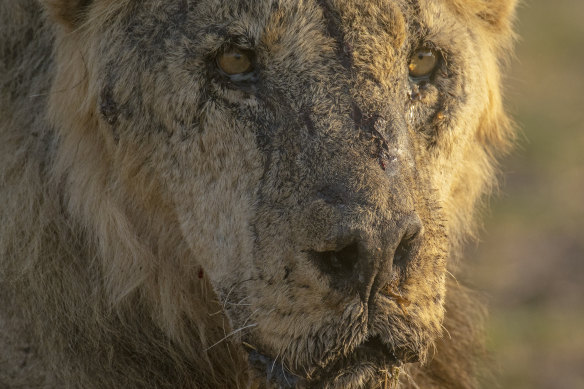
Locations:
1;0;515;388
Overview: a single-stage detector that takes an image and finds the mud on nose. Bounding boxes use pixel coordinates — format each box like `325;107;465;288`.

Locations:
308;215;422;299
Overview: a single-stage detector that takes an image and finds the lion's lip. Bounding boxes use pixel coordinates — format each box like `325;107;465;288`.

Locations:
312;335;399;380
245;335;401;388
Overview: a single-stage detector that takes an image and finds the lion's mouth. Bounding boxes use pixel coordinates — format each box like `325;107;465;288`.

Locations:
246;335;401;388
309;335;400;387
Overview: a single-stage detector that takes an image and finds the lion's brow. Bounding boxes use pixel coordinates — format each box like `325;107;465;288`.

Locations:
315;0;352;69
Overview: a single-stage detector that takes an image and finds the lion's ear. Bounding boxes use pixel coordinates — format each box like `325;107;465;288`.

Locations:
41;0;93;29
476;0;518;32
448;0;518;34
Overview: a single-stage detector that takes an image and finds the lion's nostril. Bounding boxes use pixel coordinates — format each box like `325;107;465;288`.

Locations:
311;241;360;280
393;234;415;269
392;217;422;270
322;242;360;274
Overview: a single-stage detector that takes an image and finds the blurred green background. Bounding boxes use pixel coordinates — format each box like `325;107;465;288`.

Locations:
465;0;584;388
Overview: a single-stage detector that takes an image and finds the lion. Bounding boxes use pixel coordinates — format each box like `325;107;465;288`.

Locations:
0;0;516;388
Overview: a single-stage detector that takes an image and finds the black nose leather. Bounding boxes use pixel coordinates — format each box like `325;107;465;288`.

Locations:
309;214;422;300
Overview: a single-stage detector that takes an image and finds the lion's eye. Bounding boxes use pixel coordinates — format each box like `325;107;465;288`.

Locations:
217;47;254;76
408;48;438;79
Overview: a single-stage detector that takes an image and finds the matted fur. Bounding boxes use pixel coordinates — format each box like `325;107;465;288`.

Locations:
0;0;516;388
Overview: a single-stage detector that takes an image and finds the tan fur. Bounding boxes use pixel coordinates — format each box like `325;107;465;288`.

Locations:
1;0;516;388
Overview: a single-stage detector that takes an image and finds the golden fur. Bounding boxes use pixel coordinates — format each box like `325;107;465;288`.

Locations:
0;0;516;388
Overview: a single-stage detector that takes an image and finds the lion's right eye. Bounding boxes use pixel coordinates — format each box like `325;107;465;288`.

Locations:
408;48;439;79
216;47;254;76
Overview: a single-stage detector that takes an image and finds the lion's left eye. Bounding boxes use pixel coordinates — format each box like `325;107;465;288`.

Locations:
408;48;439;79
217;47;254;76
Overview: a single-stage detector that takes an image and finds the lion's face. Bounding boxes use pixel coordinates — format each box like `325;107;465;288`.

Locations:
49;0;513;387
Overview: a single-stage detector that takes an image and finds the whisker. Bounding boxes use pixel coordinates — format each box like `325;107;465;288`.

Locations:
204;323;258;351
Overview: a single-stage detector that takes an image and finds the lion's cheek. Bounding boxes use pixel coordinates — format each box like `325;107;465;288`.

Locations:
159;114;264;281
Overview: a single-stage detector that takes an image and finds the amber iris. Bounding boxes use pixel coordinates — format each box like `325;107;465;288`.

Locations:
217;48;253;75
408;48;438;78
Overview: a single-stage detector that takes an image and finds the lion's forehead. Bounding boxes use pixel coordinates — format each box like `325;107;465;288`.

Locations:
104;0;473;52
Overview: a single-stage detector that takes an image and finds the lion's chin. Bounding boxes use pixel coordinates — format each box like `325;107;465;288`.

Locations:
247;336;403;389
314;363;399;389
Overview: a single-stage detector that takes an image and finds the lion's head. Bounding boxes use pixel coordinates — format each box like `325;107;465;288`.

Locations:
5;0;515;387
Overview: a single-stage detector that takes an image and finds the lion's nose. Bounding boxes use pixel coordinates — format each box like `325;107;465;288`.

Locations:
308;214;422;301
